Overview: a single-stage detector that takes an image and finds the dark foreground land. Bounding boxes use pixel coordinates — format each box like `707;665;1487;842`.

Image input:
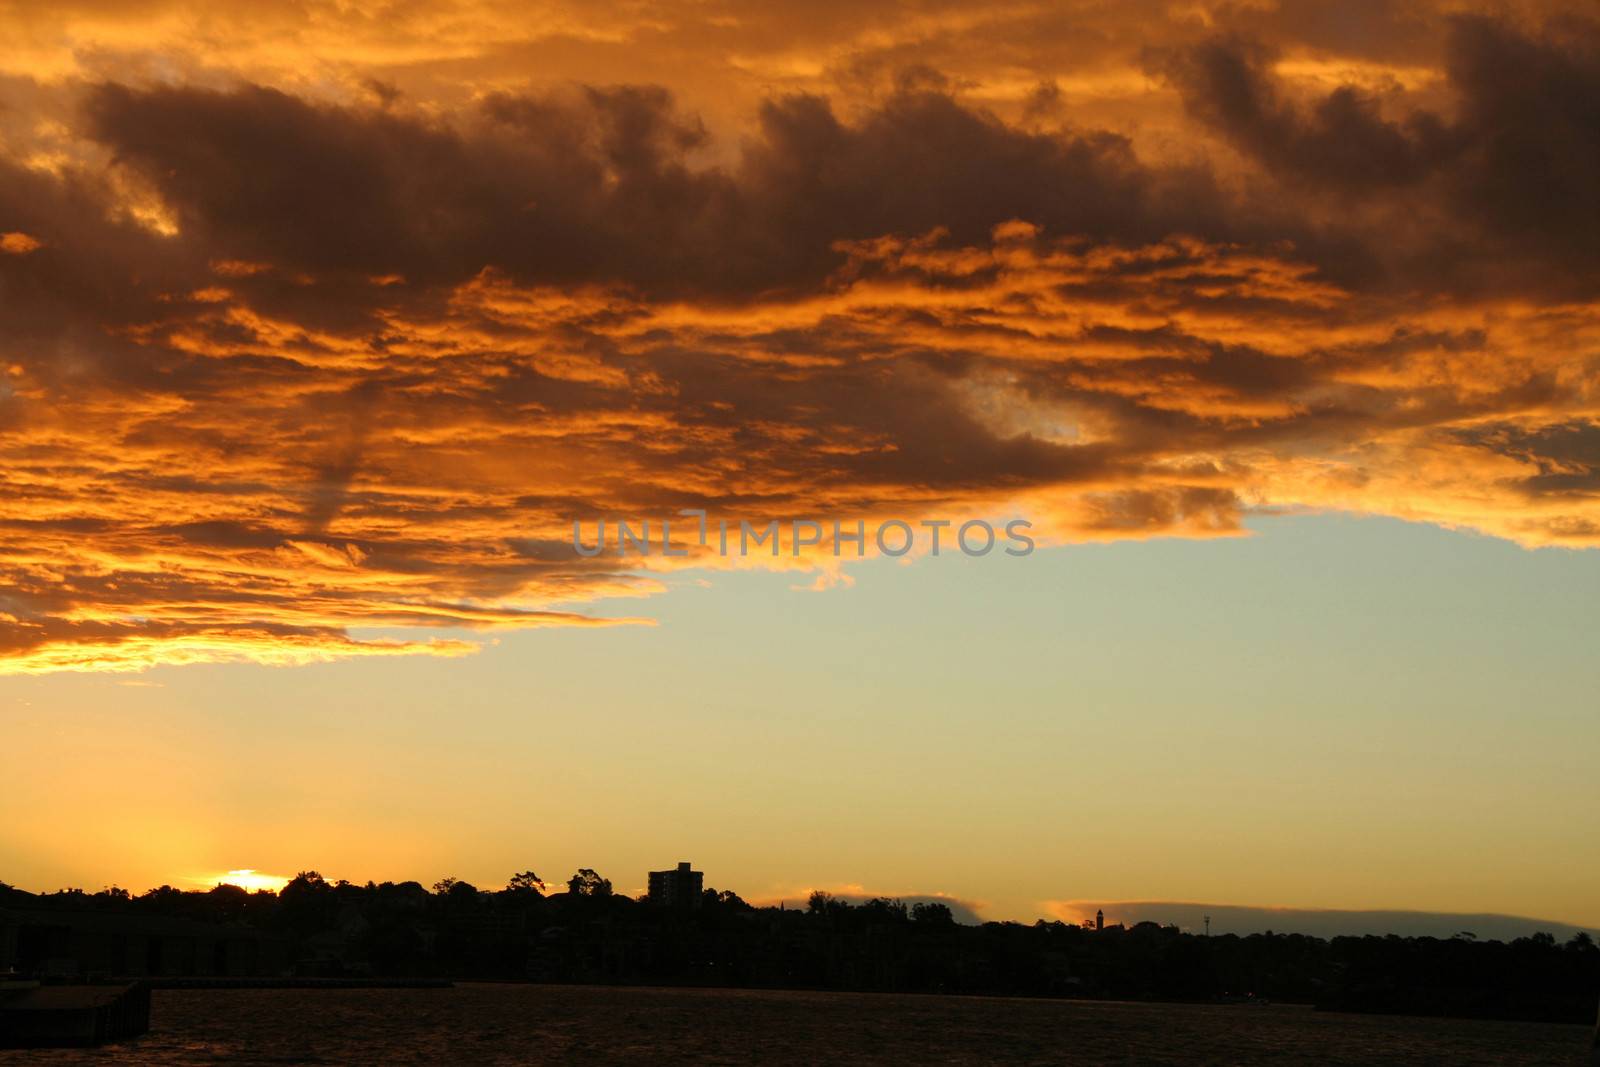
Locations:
1;984;1591;1066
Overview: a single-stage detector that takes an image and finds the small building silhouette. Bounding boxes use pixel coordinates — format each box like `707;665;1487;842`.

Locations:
646;863;703;909
1096;909;1104;932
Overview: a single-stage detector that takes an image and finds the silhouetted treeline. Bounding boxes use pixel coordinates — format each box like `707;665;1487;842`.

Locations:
4;878;1596;1023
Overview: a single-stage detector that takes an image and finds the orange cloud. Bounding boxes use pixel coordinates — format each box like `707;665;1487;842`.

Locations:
0;8;1597;672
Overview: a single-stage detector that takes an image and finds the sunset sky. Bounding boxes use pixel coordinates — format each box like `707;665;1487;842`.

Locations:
2;1;1598;933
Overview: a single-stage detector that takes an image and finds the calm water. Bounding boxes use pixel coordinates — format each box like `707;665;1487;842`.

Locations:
4;984;1590;1065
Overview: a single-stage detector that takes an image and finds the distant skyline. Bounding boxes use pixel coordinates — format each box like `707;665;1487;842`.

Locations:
9;872;1597;943
2;3;1598;945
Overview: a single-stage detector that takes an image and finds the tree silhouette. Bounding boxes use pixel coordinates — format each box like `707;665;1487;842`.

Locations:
567;869;612;897
507;871;546;894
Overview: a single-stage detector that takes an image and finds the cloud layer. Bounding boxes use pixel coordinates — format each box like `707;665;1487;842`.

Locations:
1;5;1598;671
1046;900;1597;940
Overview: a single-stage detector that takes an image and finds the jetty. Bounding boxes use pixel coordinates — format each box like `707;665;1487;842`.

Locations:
0;978;151;1048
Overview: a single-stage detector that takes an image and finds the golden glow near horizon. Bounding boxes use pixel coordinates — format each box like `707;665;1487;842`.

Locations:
2;1;1599;930
206;869;291;893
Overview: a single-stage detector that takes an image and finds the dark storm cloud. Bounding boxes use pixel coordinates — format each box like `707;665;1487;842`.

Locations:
0;155;197;381
1157;36;1455;189
1159;15;1600;289
81;79;1231;304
